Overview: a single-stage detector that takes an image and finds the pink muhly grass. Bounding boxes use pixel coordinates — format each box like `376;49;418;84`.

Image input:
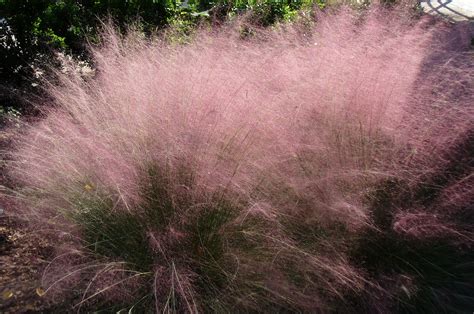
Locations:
4;5;473;312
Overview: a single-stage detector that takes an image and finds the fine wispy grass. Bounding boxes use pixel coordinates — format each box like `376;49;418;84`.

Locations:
3;5;473;312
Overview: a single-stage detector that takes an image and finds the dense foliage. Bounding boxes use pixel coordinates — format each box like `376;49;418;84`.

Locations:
5;6;473;311
1;0;320;112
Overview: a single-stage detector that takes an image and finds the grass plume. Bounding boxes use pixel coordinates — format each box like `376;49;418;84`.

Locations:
4;5;473;312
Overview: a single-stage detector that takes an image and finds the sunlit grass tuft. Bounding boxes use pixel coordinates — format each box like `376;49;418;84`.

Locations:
4;4;473;312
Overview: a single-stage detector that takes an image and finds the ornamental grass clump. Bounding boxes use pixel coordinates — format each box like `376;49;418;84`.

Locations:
4;6;473;312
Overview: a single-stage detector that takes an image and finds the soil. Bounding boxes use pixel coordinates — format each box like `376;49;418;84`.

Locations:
0;212;59;313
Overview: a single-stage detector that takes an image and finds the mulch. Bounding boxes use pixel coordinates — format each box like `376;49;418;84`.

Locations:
0;212;60;313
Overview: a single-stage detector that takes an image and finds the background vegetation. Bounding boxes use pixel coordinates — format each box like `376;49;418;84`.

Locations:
1;0;325;114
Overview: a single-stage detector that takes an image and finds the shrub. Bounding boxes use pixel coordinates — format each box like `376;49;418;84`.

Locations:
0;0;323;112
5;5;473;312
